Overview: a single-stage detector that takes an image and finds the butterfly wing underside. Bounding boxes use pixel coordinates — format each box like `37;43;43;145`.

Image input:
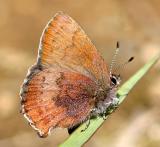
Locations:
38;12;109;84
20;12;110;137
21;67;96;137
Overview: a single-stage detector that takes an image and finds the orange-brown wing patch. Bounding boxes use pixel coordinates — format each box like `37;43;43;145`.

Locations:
20;66;97;137
55;72;96;128
38;12;109;87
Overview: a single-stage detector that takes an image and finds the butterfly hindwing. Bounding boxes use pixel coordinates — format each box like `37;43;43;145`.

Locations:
21;66;97;137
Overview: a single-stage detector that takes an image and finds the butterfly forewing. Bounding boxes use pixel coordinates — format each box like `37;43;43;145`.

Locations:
38;12;109;85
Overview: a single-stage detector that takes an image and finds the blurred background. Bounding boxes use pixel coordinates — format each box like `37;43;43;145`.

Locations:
0;0;160;147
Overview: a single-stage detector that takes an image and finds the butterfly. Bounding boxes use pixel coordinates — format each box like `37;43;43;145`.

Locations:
20;11;124;138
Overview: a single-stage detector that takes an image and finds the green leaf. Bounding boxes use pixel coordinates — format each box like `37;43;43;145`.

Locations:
59;55;160;147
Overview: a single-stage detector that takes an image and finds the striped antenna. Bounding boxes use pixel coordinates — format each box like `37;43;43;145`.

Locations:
109;42;120;75
113;56;134;73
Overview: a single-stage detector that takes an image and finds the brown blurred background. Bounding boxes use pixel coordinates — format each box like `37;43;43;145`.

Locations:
0;0;160;147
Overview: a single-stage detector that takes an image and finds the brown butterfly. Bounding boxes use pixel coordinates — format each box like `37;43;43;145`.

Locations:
20;12;125;138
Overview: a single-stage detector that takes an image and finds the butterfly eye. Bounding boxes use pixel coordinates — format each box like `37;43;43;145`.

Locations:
110;74;121;87
111;76;117;86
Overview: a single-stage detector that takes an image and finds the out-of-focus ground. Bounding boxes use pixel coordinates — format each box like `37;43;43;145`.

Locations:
0;0;160;147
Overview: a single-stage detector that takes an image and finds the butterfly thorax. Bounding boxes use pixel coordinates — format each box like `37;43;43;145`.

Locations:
91;73;121;117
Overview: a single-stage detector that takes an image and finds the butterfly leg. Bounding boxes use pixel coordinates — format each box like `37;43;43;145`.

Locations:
105;103;119;116
117;93;128;98
102;113;107;120
81;118;91;132
68;118;91;134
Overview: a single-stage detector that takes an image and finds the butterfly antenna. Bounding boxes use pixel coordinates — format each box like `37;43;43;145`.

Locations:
113;56;134;73
109;41;120;75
